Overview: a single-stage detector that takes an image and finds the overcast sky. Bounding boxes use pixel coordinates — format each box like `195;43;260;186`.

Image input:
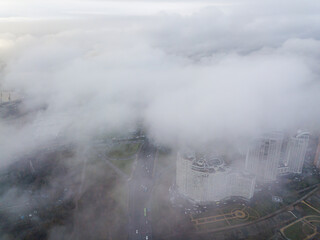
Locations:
0;0;234;18
1;0;320;163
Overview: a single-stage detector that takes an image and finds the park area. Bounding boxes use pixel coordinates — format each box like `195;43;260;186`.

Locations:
107;142;141;175
282;215;320;240
280;191;320;240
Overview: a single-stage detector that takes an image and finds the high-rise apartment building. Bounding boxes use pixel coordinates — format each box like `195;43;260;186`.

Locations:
245;132;283;181
314;138;320;169
284;131;309;174
176;152;255;203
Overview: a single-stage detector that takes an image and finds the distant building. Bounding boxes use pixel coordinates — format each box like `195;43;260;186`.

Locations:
0;90;20;104
176;152;255;203
245;132;283;181
284;131;309;174
314;138;320;168
246;131;309;178
277;165;289;175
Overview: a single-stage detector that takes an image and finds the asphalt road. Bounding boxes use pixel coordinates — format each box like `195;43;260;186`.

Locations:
128;140;156;240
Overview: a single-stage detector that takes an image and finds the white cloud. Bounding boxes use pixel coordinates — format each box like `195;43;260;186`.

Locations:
1;0;320;161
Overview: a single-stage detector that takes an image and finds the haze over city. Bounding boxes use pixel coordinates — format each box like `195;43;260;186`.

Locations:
1;1;320;240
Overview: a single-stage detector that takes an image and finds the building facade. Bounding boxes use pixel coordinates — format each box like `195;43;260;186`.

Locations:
227;172;256;199
245;132;283;181
277;166;289;175
176;152;255;203
314;138;320;168
284;131;309;174
0;91;20;104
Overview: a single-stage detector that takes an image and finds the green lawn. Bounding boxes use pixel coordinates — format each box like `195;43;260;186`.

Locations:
250;194;282;217
283;216;320;240
197;220;229;231
283;221;306;240
107;143;141;175
108;143;140;159
298;202;320;216
305;196;320;212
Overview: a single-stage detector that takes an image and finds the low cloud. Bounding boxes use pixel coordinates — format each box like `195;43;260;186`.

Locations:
0;0;320;157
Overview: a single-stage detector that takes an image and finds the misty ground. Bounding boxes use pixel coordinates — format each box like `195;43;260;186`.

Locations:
0;143;128;240
1;131;319;240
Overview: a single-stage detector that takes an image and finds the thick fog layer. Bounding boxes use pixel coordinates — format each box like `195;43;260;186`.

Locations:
1;0;320;162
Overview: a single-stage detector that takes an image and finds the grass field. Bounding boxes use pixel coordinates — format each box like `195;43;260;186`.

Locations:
306;195;320;210
108;143;140;159
282;198;320;240
108;143;141;174
298;202;320;216
282;216;320;240
283;221;306;240
191;204;260;232
250;194;283;217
